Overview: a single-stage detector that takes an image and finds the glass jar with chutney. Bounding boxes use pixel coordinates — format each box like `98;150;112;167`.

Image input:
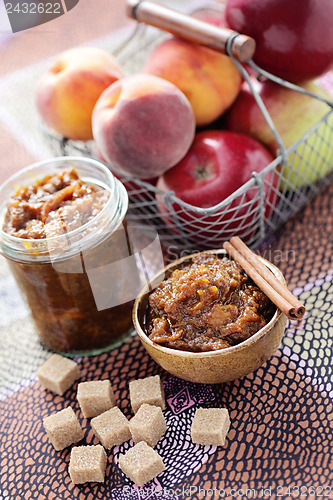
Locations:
0;156;135;356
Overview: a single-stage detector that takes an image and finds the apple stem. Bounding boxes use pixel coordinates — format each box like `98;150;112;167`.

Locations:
195;165;209;180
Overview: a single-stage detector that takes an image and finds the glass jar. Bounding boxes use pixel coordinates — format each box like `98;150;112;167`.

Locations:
0;156;134;356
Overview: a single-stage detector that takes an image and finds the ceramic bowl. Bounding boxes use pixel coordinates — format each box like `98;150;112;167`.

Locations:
133;249;288;384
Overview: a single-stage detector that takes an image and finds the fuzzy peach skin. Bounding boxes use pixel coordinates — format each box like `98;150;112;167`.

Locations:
35;47;125;141
92;74;196;179
144;37;242;126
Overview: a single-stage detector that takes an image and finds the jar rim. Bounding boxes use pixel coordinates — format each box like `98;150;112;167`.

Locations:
0;156;128;260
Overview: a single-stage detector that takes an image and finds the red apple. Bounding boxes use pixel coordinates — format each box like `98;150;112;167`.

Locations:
156;130;278;246
225;0;333;83
227;79;333;188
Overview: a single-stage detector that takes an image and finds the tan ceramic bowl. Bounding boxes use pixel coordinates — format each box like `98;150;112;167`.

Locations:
133;249;287;384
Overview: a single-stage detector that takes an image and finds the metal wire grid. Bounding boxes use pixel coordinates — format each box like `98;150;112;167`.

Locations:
41;6;333;252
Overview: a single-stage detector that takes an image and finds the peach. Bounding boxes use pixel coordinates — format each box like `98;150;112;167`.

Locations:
95;147;158;202
36;47;125;141
144;37;242;126
92;74;196;179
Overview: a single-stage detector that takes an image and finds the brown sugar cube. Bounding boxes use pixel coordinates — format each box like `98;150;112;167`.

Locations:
129;375;165;413
118;441;165;486
43;406;84;451
77;380;116;418
129;404;167;448
191;408;230;446
36;354;80;396
69;445;107;484
91;406;131;449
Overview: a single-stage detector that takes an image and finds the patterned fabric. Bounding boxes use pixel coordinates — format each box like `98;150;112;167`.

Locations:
0;183;332;499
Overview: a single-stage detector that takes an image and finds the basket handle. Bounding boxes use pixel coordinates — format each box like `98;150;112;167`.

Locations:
127;0;256;63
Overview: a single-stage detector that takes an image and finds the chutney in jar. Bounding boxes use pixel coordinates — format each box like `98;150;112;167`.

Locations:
146;252;275;352
0;158;133;355
3;168;109;239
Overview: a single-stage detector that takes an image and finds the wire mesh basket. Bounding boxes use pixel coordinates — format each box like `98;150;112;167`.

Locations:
41;2;333;254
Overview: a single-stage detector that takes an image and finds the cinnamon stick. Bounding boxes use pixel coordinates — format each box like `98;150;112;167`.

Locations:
223;237;306;321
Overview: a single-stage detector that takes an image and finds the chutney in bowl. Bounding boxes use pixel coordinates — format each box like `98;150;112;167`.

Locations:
133;249;287;384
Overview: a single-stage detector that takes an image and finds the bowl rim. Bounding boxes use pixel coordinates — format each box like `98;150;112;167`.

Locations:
133;248;285;359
